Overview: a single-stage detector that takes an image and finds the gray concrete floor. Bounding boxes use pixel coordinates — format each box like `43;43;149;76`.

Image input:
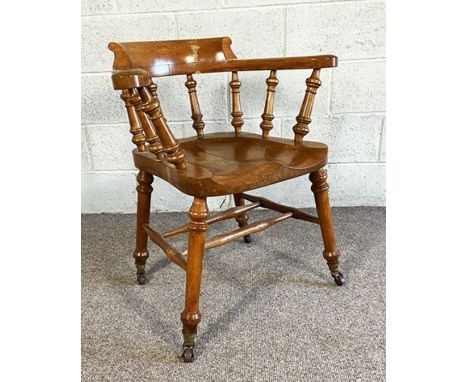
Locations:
82;207;385;381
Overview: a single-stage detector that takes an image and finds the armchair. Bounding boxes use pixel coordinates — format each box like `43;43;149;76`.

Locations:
108;37;345;362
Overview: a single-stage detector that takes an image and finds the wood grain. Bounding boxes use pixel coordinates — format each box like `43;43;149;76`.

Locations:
163;202;260;238
185;74;205;137
292;69;322;145
229;71;244;135
260;70;279;138
144;224;187;270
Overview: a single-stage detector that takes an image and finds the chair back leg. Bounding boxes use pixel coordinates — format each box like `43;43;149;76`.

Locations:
233;193;252;243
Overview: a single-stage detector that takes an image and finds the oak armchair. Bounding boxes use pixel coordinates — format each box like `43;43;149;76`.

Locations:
108;37;345;363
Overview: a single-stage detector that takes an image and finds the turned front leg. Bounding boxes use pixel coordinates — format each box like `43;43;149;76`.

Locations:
180;197;209;362
134;170;154;285
310;169;345;286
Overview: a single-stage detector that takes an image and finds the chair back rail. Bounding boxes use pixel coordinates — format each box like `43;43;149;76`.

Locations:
109;37;237;77
109;38;335;78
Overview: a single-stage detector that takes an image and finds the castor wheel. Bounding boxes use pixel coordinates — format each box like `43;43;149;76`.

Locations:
243;234;252;243
332;272;346;286
137;273;146;285
182;345;194;363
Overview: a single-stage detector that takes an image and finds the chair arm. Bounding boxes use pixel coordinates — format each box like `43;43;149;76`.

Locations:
111;69;151;90
135;55;337;77
225;55;337;71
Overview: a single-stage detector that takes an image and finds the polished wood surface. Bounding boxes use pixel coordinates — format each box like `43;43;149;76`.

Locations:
138;86;186;170
184;212;293;255
180;197;209;362
162;202;260;238
143;224;187;271
109;37;336;79
133;132;328;196
233;193;251;243
185;74;205;137
133;170;153;285
108;36;344;363
121;89;146;152
260;70;279;139
229;71;244;135
310;169;345;286
293;69;322;145
127;88;165;158
239;193;319;223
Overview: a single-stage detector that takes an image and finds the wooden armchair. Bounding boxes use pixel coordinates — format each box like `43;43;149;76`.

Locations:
108;37;345;363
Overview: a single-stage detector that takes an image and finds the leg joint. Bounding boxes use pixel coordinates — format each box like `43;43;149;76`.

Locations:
180;311;202;326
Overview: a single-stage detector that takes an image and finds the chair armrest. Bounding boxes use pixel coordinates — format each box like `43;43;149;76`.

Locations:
225;55;337;71
111;69;151;90
139;55;337;77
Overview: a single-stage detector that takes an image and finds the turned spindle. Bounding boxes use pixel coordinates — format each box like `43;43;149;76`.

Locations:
185;74;205;137
260;70;279;139
229;71;244;135
120;89;146;152
139;86;186;170
163;202;260;238
127;88;165;159
149;79;159;99
149;79;171;126
292;69;321;145
182;212;292;256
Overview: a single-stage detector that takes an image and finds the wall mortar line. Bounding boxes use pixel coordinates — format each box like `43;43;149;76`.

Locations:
377;115;385;161
83;126;95;170
283;7;287;56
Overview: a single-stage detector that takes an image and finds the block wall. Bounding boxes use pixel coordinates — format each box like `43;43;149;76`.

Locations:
81;0;386;212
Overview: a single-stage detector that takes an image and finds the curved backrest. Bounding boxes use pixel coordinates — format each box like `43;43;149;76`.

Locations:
109;37;237;77
109;37;241;172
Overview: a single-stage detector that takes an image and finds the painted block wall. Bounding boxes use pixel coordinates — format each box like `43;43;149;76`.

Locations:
81;0;386;213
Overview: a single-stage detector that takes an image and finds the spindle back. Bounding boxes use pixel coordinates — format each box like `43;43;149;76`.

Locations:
109;37;336;171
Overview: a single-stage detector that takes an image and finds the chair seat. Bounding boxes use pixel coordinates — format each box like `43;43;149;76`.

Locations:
133;132;328;196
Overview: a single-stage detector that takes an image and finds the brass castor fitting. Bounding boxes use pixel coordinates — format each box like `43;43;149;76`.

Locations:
332;272;346;286
137;272;146;285
182;344;195;363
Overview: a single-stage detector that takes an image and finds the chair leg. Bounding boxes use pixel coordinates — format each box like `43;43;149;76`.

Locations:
233;193;252;243
134;170;154;285
180;197;209;363
310;169;346;286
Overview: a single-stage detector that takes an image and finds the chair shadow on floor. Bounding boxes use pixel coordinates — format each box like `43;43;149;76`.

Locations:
103;218;344;362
